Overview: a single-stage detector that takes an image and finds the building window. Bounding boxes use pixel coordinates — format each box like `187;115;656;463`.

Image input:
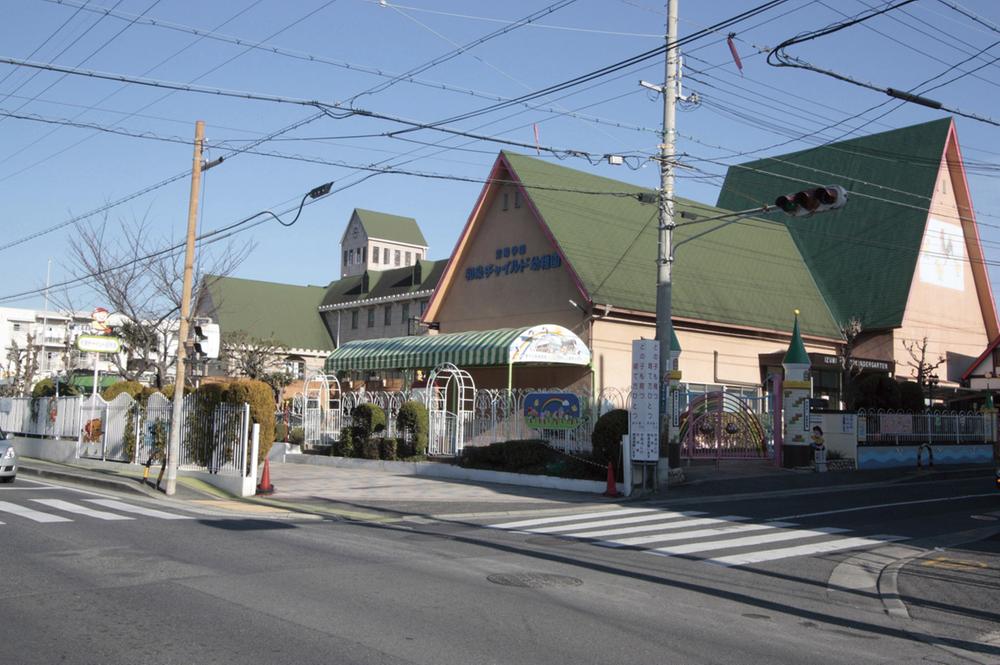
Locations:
405;251;411;265
343;250;348;267
362;247;367;263
384;305;392;326
367;309;375;328
372;246;379;264
12;323;20;332
351;310;359;329
502;193;509;211
419;300;427;315
401;302;410;324
514;190;521;208
394;250;401;267
383;247;390;264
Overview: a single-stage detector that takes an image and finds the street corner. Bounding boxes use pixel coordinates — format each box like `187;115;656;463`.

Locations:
188;498;325;521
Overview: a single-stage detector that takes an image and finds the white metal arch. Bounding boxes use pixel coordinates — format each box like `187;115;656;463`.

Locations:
426;362;476;456
303;373;342;448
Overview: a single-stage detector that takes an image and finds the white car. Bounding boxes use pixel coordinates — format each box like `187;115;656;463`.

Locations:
0;430;16;483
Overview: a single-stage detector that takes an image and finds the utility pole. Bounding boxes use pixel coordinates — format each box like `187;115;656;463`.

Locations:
165;120;205;496
656;0;679;476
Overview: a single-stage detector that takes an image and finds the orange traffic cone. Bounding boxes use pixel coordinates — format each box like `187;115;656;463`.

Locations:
602;462;621;498
256;458;275;495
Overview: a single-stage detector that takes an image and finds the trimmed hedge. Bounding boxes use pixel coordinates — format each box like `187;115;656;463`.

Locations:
459;439;604;480
351;403;386;439
227;379;276;463
31;378;79;398
396;400;428;457
591;409;628;465
102;380;144;401
333;426;356;457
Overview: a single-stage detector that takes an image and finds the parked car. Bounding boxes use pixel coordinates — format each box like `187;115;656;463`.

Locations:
0;430;16;483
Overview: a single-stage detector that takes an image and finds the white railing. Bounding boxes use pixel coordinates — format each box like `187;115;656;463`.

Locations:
857;409;995;445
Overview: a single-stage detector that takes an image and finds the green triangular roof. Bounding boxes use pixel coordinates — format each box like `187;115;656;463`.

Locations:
200;275;333;351
716;118;952;330
783;312;810;365
501;152;841;339
353;208;427;246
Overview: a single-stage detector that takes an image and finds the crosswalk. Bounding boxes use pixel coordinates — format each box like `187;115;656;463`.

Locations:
486;508;905;567
0;498;194;524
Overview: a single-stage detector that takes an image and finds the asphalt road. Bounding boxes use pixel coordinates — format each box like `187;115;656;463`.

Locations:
0;474;997;665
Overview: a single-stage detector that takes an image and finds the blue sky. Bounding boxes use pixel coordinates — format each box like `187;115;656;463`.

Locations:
2;0;999;318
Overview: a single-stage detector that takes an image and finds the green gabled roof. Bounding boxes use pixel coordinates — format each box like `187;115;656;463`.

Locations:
354;208;427;246
320;259;447;308
202;275;333;351
501;152;841;339
716;118;952;330
783;312;810;365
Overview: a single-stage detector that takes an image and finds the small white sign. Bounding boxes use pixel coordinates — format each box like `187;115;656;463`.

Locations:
76;335;122;354
629;340;660;463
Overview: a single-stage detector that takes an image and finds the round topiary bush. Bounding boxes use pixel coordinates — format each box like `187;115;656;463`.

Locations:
351;403;386;439
396;400;428;457
591;409;629;465
32;378;80;398
289;427;305;447
897;381;926;412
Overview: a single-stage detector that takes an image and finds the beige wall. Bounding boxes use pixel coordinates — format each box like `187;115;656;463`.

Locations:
896;158;990;384
591;317;839;391
322;297;432;345
435;182;587;336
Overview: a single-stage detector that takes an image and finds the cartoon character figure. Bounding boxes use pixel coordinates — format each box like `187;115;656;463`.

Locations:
811;426;827;473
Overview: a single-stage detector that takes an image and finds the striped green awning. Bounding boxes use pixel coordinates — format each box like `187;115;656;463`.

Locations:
325;325;590;372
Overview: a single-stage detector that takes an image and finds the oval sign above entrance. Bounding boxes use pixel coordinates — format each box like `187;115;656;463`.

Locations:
508;324;591;366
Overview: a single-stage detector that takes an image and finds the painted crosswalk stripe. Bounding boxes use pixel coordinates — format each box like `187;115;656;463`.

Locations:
32;499;133;521
600;521;797;548
528;510;707;534
84;499;194;520
579;515;749;539
706;535;906;567
648;527;850;556
488;508;657;530
0;500;72;523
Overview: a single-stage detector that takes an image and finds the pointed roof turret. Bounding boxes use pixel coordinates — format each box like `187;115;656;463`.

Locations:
671;327;681;353
783;309;810;365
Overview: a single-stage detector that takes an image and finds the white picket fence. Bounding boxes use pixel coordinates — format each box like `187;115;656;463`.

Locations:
0;393;251;476
857;409;996;445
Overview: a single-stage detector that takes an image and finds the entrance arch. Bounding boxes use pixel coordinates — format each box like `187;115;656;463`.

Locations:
303;373;342;448
425;363;475;456
679;391;769;460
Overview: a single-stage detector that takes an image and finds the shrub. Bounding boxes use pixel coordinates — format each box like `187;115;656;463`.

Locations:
226;379;276;463
360;437;381;460
459;439;604;480
32;378;80;398
379;438;398;461
331;427;353;457
351;403;386;439
854;374;902;411
275;420;289;443
186;382;231;468
396;400;428;456
591;409;628;464
289;427;305;447
897;381;925;412
102;380;144;401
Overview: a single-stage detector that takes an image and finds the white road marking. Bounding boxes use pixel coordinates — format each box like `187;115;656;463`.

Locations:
32;499;133;521
84;499;194;520
528;510;706;534
571;515;749;539
488;508;657;530
600;521;796;548
649;527;849;556
0;500;72;523
707;535;906;567
771;494;998;521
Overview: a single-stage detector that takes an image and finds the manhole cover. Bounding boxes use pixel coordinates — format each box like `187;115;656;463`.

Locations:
487;572;583;588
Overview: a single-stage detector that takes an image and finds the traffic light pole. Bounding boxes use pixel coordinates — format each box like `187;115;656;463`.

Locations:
655;0;679;479
165;120;205;496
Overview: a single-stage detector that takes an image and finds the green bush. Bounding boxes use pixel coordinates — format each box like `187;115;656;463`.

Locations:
102;380;144;401
351;403;386;439
459;439;604;480
186;382;231;468
396;400;428;456
854;374;902;411
360;437;381;460
379;438;398;461
898;381;926;412
226;379;276;463
32;378;80;398
591;409;628;464
289;427;305;447
275;420;289;443
333;427;355;457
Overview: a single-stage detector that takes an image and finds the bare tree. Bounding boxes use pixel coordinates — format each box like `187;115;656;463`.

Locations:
903;336;946;402
838;316;864;410
1;334;41;396
221;331;287;380
59;212;252;387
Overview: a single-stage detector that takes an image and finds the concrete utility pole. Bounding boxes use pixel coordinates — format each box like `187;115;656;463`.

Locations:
165;120;205;496
656;0;679;471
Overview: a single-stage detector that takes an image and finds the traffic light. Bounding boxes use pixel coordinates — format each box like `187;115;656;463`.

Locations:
193;321;220;359
775;185;848;217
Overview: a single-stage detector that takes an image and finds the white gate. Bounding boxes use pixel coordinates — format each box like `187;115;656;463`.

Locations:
425;363;475;456
303;373;342;448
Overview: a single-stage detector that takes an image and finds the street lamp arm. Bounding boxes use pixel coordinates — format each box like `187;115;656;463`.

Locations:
672;205;776;256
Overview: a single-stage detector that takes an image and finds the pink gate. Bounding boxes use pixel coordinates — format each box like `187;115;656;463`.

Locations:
679;391;770;460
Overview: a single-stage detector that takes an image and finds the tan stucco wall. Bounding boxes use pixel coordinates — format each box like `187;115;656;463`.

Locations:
897;158;989;384
434;182;587;336
591;318;838;391
321;298;432;345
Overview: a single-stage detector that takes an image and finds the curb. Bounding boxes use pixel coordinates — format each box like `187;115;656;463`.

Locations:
18;463;153;497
